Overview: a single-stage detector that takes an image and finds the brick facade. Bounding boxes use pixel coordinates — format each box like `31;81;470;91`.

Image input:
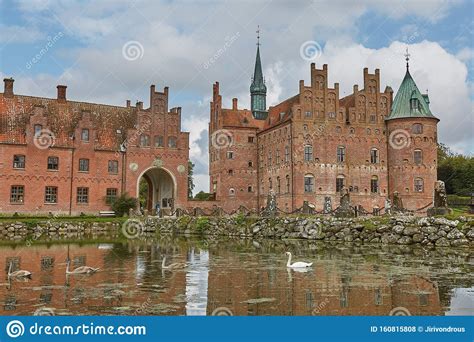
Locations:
209;58;439;213
0;80;189;215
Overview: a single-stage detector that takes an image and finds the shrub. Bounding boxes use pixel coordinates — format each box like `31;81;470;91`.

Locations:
111;193;138;217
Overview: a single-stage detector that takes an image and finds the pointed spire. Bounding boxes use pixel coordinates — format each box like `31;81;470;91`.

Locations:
250;26;267;120
404;47;410;71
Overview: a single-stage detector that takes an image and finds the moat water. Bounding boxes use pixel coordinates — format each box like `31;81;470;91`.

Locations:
0;235;472;316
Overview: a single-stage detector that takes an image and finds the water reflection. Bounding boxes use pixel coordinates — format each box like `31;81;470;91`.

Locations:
0;238;472;316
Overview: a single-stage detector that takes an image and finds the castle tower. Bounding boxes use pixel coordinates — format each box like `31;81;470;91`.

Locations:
386;50;439;210
250;27;267;120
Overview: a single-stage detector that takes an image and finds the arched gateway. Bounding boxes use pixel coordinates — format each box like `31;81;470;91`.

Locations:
137;167;176;214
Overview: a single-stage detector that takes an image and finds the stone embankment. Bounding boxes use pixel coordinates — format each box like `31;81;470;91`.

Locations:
0;215;473;247
140;215;474;247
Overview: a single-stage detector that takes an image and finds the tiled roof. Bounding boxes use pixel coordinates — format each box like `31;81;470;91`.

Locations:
0;93;136;150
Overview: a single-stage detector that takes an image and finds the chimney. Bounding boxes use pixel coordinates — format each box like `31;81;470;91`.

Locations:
232;98;238;110
3;78;14;97
57;85;67;101
126;100;131;107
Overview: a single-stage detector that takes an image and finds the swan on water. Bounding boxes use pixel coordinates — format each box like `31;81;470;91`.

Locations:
285;252;312;268
66;260;99;275
161;256;187;270
8;262;31;278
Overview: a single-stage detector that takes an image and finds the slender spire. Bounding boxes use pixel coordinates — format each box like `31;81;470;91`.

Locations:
250;26;267;120
404;47;410;71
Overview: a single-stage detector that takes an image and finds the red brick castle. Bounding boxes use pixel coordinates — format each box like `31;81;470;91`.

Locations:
209;45;439;213
0;42;438;215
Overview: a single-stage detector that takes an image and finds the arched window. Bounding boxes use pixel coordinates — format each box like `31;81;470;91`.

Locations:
337;146;345;163
412;123;423;134
414;178;424;192
277;177;281;194
168;136;177;148
286;175;290;193
229;188;235;196
335;126;342;133
370;176;379;193
285;146;290;162
269;178;272;190
414;149;423;165
140;134;150;147
336;175;345;192
304;145;313;161
154;135;164;147
370;148;379;164
304;174;314;193
349;127;355;134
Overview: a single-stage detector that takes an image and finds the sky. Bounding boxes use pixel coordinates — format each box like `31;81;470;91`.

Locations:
0;0;473;194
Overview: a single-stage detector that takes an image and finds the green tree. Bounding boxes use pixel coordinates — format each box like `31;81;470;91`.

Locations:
437;143;474;196
188;160;195;198
111;193;138;217
194;191;211;200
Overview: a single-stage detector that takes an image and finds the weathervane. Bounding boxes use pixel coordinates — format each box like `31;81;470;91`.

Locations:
404;47;410;70
256;25;260;47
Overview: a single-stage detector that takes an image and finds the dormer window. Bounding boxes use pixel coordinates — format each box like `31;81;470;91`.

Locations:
410;97;420;111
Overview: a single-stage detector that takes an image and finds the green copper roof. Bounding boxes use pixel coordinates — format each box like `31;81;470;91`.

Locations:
250;46;267;93
386;69;437;121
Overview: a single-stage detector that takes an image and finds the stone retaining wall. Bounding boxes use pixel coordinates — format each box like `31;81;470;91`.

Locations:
1;216;473;247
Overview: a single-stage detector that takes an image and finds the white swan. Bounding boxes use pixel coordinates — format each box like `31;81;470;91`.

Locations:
285;252;312;268
66;260;99;275
162;256;187;270
8;262;31;278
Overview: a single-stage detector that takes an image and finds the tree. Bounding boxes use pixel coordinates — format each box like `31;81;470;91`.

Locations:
437;143;474;196
111;193;138;217
194;191;211;200
188;160;195;199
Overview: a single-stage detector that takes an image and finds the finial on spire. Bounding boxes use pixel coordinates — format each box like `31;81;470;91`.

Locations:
404;47;410;70
256;25;260;47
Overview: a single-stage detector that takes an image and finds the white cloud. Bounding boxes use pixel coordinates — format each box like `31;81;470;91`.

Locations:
4;0;472;192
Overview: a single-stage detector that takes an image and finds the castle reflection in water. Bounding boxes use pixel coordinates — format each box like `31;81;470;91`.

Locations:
0;239;471;316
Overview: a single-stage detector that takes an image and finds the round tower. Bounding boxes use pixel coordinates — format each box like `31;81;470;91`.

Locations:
386;52;439;211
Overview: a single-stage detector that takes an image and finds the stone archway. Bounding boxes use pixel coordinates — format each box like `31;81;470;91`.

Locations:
137;167;176;215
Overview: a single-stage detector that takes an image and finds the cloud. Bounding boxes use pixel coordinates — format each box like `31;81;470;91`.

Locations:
3;0;472;192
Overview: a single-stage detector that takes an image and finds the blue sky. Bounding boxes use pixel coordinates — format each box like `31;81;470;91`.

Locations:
0;0;473;193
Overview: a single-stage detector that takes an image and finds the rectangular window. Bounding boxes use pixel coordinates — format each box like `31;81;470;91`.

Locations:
154;135;164;147
227;151;234;159
286;176;290;193
276;149;280;164
106;188;118;204
108;160;118;174
168;136;177;148
248;136;254;143
34;124;42;136
336;178;344;192
13;155;25;169
375;288;383;306
304;176;314;193
305;111;312;118
414;178;424;192
370;149;379;164
44;186;58;204
414;150;422;165
285;146;290;162
268;152;272;166
81;129;89;141
10;185;24;203
304;146;313;161
337;147;345;163
140;135;150;147
277;177;281;194
77;187;89;204
370;179;379;193
370;114;376;123
47;156;59;170
79;159;89;172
